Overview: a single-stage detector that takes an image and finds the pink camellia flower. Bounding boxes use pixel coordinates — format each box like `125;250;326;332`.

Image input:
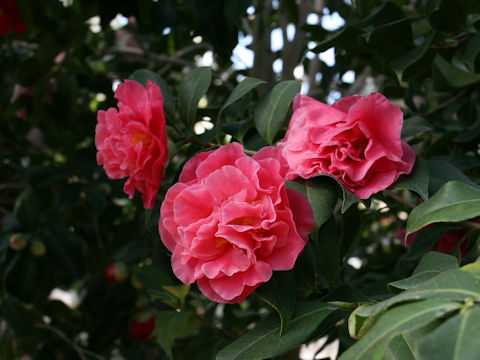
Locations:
158;143;314;304
277;93;416;199
95;80;168;209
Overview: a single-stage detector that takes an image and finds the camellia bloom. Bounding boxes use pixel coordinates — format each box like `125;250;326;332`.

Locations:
158;143;314;304
277;93;415;199
0;0;27;35
95;80;168;209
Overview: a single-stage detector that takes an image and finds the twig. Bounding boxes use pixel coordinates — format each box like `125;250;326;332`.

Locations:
422;89;468;117
181;137;256;155
193;314;236;340
36;323;105;360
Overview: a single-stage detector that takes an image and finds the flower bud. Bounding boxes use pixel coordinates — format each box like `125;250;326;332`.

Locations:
103;262;128;283
9;233;27;251
30;240;46;257
129;311;156;341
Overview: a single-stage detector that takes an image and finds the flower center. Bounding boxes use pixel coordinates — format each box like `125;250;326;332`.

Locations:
229;216;257;226
131;132;152;145
215;237;229;248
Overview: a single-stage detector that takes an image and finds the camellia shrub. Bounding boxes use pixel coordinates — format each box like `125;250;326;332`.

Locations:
1;1;480;360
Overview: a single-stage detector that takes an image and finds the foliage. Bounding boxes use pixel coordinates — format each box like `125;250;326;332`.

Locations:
1;0;480;359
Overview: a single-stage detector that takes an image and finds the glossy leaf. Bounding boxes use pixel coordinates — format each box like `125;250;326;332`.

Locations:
216;302;335;360
305;177;338;231
427;159;478;195
222;77;265;111
178;67;212;125
434;54;480;88
341;299;461;360
389;252;458;292
255;271;295;335
156;310;191;359
253;80;300;144
418;307;480;360
357;269;480;319
394;156;429;200
392;33;434;82
406;181;480;236
401;116;433;139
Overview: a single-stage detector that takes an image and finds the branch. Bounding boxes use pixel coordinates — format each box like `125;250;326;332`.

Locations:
36;323;105;360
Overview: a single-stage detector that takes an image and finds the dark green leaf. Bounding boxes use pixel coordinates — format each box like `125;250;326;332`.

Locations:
216;302;335;360
253;80;300;144
222;77;265;111
156;310;191;359
178;67;212;125
401;116;433;139
392;33;435;82
427;159;479;195
389;252;458;292
418;307;480;360
305;177;338;231
434;54;480;88
312;26;363;53
461;32;480;72
394;156;429;200
406;181;480;236
357;269;479;319
221;118;254;142
256;271;295;335
3;294;36;335
341;299;461;360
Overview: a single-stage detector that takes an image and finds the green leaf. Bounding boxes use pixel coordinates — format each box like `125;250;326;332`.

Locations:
253;80;300;145
384;334;416;360
434;54;480;88
460;262;480;280
461;32;480;72
406;181;480;236
256;271;295;335
401;116;433;139
129;69;175;122
178;67;212;125
3;294;37;335
221;118;254;142
222;77;265;111
389;252;458;292
412;251;458;275
216;302;335;360
161;285;190;307
316;218;341;285
357;269;479;319
427;159;479;195
392;33;435;82
135;264;175;290
394;156;429;200
418;307;480;360
384;321;440;360
340;299;461;360
312;26;363;53
155;310;191;359
304;177;338;231
217;77;265;141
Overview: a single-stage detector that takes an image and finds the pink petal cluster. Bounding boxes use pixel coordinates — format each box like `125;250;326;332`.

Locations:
277;93;416;199
95;80;168;209
158;143;314;303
